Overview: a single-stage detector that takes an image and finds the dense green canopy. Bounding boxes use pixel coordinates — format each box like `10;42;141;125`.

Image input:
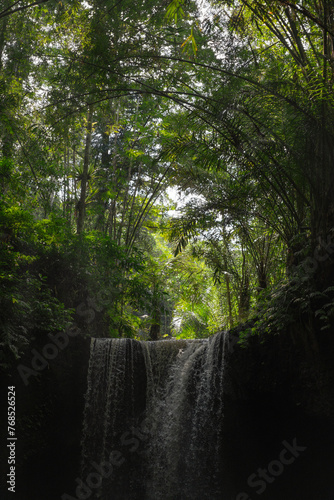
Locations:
1;0;334;368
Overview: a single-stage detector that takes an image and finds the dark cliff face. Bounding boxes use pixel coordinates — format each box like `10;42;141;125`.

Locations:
226;323;334;417
5;327;334;500
221;325;334;499
1;334;91;500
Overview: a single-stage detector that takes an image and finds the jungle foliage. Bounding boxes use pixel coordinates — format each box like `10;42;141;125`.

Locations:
1;0;334;367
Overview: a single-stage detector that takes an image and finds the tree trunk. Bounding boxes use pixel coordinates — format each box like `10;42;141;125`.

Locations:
239;251;250;321
77;106;93;234
149;323;160;341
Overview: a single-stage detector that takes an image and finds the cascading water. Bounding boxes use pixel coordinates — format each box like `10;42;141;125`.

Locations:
81;331;228;500
146;332;227;499
81;338;148;499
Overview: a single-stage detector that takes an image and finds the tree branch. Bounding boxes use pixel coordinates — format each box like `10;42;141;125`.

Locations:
0;0;49;20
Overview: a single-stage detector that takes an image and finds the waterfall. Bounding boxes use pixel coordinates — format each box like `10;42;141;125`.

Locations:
81;338;148;499
81;332;227;500
146;332;227;499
